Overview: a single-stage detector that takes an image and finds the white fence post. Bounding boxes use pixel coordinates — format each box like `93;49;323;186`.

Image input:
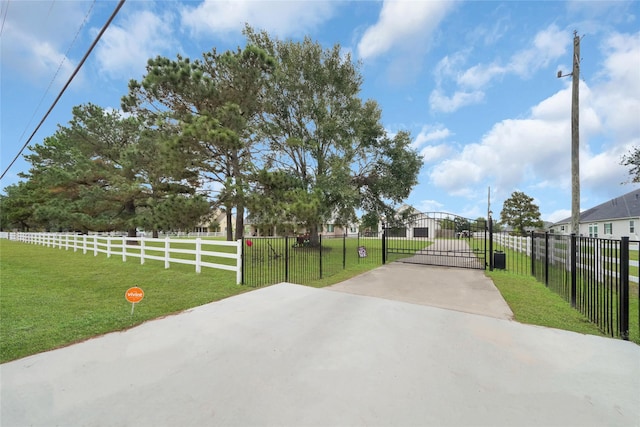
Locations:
164;236;170;269
195;238;201;273
122;237;127;262
94;235;98;256
83;235;87;254
140;237;145;265
107;237;111;258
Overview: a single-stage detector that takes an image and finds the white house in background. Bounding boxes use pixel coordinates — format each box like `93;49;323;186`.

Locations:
194;209;233;234
550;188;640;239
320;222;359;237
385;205;443;238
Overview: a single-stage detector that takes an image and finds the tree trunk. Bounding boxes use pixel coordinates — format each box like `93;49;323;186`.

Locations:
235;204;244;240
226;209;233;241
309;223;320;246
152;229;159;239
124;199;137;244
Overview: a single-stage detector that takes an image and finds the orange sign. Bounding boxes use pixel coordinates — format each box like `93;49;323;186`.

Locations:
125;287;144;303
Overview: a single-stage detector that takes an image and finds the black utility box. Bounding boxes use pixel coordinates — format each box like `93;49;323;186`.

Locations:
494;251;506;270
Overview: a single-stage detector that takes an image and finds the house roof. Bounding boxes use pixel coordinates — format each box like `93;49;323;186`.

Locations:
555;188;640;224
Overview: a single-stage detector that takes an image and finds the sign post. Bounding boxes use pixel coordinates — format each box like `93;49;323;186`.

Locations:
125;287;144;315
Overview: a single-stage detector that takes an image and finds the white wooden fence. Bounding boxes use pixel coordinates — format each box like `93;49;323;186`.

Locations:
493;233;531;254
6;232;242;284
493;232;640;284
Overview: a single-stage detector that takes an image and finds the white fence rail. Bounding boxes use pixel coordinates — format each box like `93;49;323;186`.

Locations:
493;233;531;254
5;232;242;284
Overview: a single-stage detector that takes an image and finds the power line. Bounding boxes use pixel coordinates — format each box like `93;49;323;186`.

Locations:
12;0;97;161
0;0;126;182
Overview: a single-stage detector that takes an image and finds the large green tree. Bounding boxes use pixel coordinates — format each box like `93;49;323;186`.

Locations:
245;28;423;240
0;181;44;231
22;104;207;235
500;191;543;236
123;45;275;240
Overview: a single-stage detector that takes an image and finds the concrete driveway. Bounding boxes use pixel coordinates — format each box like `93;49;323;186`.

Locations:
1;265;639;426
328;262;513;320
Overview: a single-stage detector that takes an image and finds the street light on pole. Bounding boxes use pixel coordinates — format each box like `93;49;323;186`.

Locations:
558;30;581;236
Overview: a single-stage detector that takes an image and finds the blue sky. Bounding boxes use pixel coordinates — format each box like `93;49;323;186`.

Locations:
1;0;639;223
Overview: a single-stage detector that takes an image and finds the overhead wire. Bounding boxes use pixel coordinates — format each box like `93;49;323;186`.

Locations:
0;0;126;181
10;0;97;165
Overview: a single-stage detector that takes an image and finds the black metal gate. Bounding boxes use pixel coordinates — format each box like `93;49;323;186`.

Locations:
383;212;487;269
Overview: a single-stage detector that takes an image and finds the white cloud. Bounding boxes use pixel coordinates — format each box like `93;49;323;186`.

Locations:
415;199;445;212
180;0;336;38
420;144;452;162
412;125;453;162
457;63;505;89
545;209;571;223
412;125;452;148
469;15;511;46
433;52;468;86
582;145;635;192
509;24;568;77
1;1;86;87
430;114;573;196
592;31;640;141
426;31;639;204
430;24;570;113
429;89;484;113
357;0;455;60
94;10;177;80
430;158;484;196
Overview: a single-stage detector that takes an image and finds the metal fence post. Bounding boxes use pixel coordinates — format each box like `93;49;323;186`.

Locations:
530;231;535;276
489;217;494;271
544;232;549;286
241;237;245;285
285;236;289;283
570;234;577;308
343;232;346;270
319;234;323;279
382;223;386;265
619;236;630;340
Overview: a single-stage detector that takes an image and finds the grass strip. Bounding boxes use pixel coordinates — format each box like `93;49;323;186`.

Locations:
487;270;611;338
3;237;636;363
0;239;248;363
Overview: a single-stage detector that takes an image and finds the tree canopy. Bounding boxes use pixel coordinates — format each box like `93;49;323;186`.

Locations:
123;45;275;240
3;28;423;237
500;191;543;235
245;27;423;239
13;104;207;234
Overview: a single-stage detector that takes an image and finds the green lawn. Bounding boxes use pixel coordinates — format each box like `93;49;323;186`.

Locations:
2;236;637;363
486;270;609;337
0;236;419;362
0;239;248;363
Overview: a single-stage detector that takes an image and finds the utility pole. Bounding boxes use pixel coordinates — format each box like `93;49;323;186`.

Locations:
558;31;581;235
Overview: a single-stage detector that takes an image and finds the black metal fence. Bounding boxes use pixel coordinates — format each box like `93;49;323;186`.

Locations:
492;231;637;341
241;233;383;287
